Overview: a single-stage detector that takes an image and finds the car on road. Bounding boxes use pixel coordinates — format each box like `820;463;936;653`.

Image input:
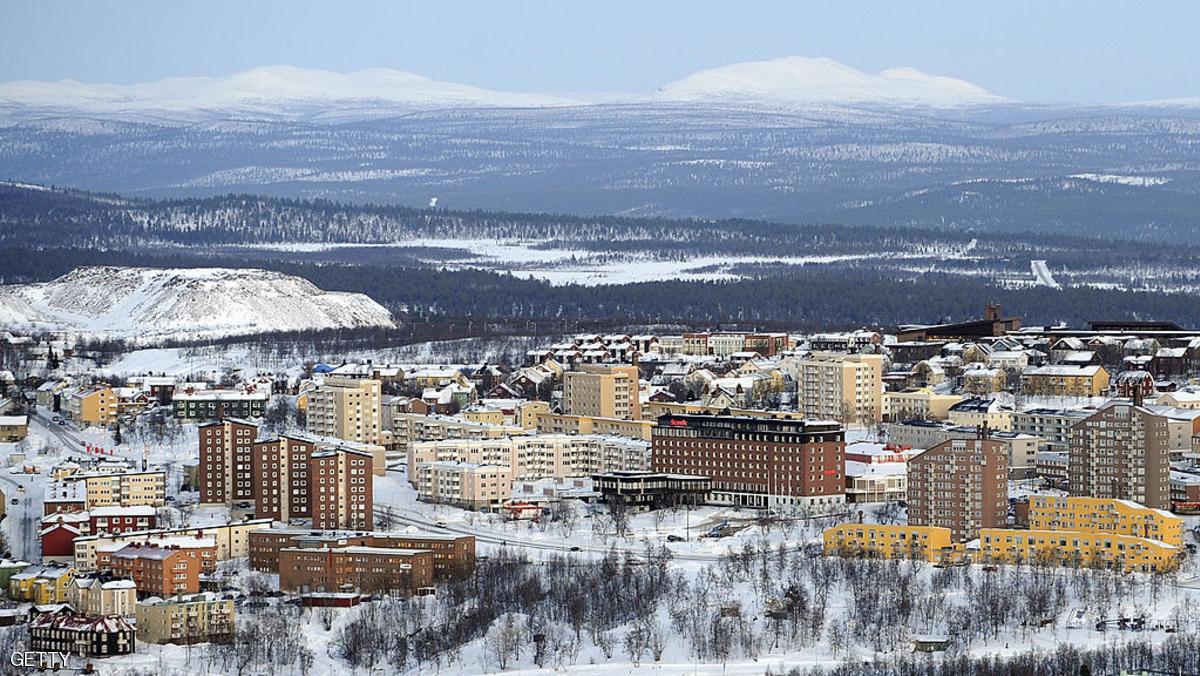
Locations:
569;546;581;552
435;521;448;528
57;420;66;426
666;534;684;542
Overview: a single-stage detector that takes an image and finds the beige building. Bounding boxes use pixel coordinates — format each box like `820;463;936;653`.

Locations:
562;364;641;421
535;412;653;441
1069;402;1171;509
388;413;522;449
408;434;648;499
947;398;1013;432
137;593;235;645
307;376;383;445
882;389;962;422
68;576;136;616
415;462;514;508
71;470;167;509
795;352;883;424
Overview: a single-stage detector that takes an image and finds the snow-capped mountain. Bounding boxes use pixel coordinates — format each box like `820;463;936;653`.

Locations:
0;266;396;342
0;65;580;118
654;56;1006;107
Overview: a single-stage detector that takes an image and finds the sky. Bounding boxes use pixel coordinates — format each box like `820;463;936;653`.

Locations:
1;0;1197;104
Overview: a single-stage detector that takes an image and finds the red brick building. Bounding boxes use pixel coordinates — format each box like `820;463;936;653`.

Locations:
309;447;373;530
248;527;475;580
108;545;200;596
278;546;434;595
651;414;845;508
252;434;316;522
198;419;258;506
202;421;374;530
907;437;1008;543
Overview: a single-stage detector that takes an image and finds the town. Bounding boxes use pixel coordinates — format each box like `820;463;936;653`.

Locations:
0;303;1196;673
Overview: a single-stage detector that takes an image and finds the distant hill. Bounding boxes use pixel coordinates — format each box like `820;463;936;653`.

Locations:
0;266;396;342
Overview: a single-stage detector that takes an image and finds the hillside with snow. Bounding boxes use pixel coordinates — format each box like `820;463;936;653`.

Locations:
654;56;1007;107
0;266;395;342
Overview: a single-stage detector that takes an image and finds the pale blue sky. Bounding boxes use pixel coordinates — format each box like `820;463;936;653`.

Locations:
1;0;1196;103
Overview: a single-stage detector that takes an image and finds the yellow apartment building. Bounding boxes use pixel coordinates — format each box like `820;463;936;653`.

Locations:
979;528;1178;573
1028;495;1183;547
823;524;953;562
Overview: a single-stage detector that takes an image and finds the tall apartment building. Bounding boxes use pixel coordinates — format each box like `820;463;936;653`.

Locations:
252;434;316;522
907;437;1008;543
562;364;641;421
309;447;374;530
651;414;845;508
307;376;383;445
1069;402;1171;509
201;419;375;529
198;419;258;505
795;352;883;424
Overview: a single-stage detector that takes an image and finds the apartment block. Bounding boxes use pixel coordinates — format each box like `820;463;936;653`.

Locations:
651;414;845;508
408;434;648;491
108;545;200;596
278;546;435;595
795;352;883;424
309;447;374;530
906;437;1008;543
248;527;475;580
562;364;641;421
415;461;514;508
137;593;236;645
979;529;1178;573
1021;364;1110;397
823;524;953;562
387;412;522;448
68;386;118;427
307;376;383;445
198;418;258;506
73;471;167;509
535;412;653;440
1028;495;1183;546
1069;402;1171;509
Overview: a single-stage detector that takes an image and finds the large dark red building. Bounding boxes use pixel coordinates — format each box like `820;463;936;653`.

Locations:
651;414;845;508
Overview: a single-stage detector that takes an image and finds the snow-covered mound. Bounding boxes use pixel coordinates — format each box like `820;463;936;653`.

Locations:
0;266;396;342
0;65;579;117
655;56;1006;107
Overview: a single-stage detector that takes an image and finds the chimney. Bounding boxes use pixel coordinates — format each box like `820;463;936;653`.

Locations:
1132;386;1144;408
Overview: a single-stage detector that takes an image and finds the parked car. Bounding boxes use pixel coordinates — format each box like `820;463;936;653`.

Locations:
569;546;581;552
666;534;684;543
